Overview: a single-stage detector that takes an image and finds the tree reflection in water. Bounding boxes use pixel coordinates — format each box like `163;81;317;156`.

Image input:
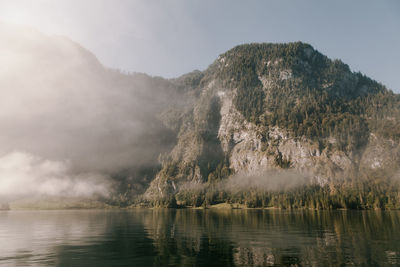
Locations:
1;209;400;266
139;209;400;266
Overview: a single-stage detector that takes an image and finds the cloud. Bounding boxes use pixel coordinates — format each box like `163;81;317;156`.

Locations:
223;170;311;192
0;151;111;201
0;23;178;200
0;22;175;173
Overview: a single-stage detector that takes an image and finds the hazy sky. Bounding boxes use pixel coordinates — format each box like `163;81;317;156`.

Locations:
0;0;399;92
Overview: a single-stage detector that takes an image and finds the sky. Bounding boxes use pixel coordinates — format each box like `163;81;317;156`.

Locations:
0;0;399;92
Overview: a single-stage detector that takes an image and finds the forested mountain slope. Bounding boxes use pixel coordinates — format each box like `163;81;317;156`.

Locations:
141;42;400;209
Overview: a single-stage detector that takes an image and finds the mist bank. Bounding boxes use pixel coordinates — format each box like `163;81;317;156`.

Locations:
0;23;178;173
0;151;111;202
0;23;180;202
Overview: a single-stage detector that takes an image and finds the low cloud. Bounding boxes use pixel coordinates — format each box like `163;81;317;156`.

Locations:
223;170;312;192
0;151;111;201
0;23;179;201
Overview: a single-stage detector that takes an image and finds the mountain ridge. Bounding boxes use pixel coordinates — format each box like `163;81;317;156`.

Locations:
140;42;400;209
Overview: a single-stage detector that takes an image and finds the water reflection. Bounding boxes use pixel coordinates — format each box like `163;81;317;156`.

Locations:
1;209;400;266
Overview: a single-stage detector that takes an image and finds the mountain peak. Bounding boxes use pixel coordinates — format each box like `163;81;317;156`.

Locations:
210;42;385;99
220;41;316;60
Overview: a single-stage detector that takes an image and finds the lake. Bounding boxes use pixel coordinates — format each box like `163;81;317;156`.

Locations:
1;209;400;266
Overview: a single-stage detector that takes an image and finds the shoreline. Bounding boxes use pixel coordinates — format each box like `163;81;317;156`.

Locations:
3;202;393;211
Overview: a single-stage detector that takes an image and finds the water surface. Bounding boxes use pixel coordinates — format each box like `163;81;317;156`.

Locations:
1;209;400;266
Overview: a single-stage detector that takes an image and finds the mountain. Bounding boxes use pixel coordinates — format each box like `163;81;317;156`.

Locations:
1;24;399;209
141;42;400;209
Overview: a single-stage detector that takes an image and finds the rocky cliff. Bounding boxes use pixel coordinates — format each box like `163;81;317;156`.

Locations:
140;42;400;208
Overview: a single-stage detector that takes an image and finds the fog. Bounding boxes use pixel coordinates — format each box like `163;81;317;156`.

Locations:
223;170;311;192
0;23;176;200
0;152;111;201
178;169;312;197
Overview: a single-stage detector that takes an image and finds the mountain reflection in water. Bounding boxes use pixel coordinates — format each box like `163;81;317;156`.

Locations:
1;209;400;266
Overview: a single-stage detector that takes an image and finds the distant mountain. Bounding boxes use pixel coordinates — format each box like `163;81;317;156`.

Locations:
1;24;399;209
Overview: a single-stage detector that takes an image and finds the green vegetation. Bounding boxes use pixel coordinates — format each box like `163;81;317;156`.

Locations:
116;42;400;211
215;42;400;150
147;176;400;210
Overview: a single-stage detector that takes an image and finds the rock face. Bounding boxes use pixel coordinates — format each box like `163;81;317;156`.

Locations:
143;42;400;203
